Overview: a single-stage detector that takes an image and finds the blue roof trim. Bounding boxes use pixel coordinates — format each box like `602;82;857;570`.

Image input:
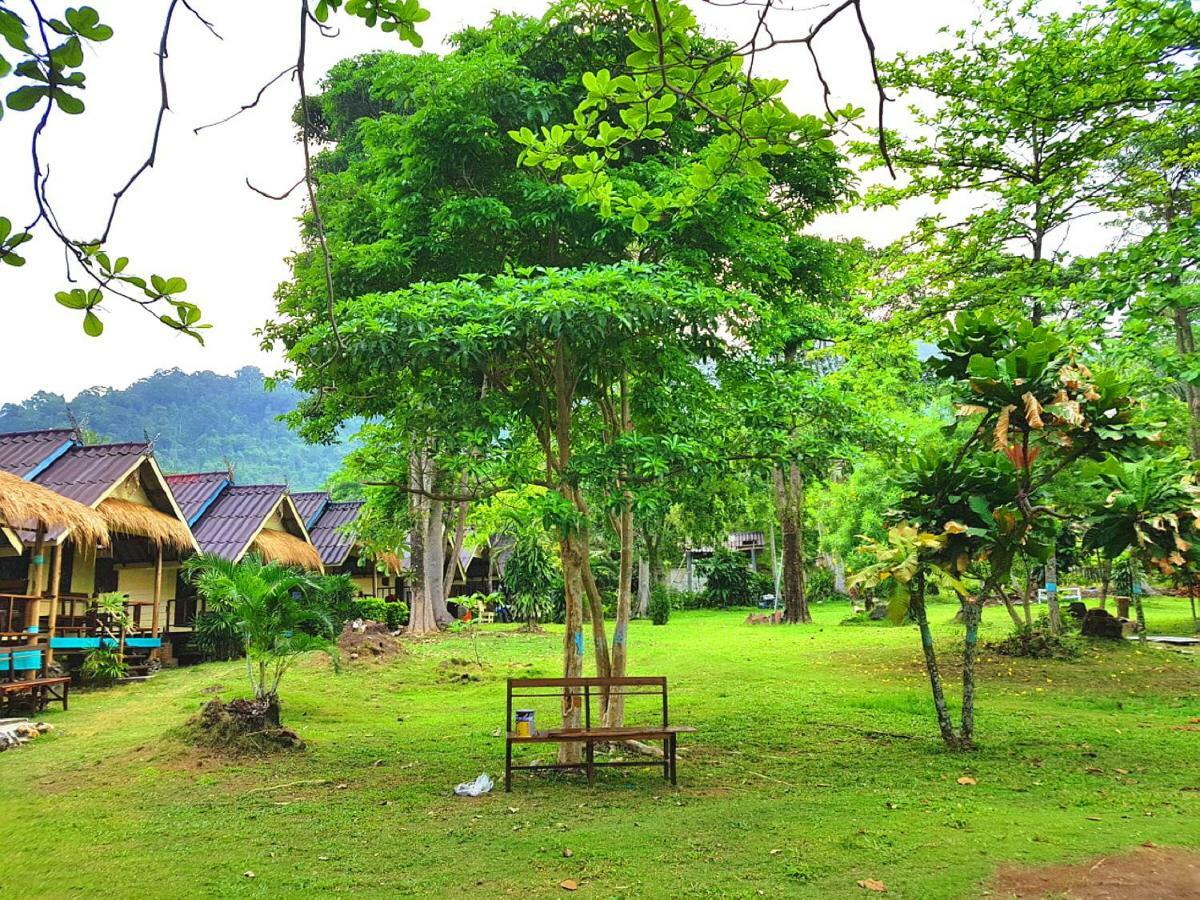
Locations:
188;477;230;527
305;496;330;531
23;439;76;481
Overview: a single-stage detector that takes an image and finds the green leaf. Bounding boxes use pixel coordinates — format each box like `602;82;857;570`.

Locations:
53;89;85;115
55;289;89;310
64;7;113;41
82;310;104;337
0;217;10;242
6;85;48;111
631;214;649;234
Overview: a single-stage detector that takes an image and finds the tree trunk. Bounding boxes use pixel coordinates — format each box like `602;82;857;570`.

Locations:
1098;557;1111;610
636;555;650;618
959;598;982;748
1134;592;1147;642
406;453;437;635
911;570;960;748
443;495;469;601
604;498;634;727
425;497;453;626
559;531;586;764
773;463;809;623
1022;570;1035;626
998;587;1024;629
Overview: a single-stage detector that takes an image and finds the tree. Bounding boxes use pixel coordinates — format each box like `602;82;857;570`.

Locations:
276;262;757;751
502;535;559;629
853;312;1152;749
858;0;1200;328
1083;453;1200;636
182;553;336;725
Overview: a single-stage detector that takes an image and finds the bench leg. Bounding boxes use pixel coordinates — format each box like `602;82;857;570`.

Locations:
505;740;512;792
670;735;678;786
663;738;670;781
586;740;594;785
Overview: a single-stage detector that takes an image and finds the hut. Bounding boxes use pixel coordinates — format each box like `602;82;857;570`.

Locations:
0;469;109;656
0;430;194;666
292;491;403;599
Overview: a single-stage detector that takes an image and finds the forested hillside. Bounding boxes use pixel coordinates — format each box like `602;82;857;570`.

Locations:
0;367;346;489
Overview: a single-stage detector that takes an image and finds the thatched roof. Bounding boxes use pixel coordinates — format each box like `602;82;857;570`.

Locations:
252;528;323;571
0;470;110;546
98;497;194;551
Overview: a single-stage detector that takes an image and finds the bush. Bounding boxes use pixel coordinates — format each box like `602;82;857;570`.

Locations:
696;548;755;607
805;567;841;604
985;625;1082;660
79;646;127;683
649;585;671;625
351;597;407;630
673;589;706;610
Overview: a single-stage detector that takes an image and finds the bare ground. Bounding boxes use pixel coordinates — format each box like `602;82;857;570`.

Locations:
990;845;1200;899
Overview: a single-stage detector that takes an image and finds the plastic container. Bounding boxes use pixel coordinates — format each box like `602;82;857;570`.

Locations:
515;709;536;737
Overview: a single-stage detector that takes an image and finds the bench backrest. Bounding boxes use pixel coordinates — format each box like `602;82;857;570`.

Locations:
507;676;670;731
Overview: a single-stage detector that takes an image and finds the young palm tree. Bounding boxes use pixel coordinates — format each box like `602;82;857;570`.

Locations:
182;553;336;725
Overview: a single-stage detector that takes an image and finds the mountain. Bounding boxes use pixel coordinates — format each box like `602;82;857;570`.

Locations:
0;367;346;490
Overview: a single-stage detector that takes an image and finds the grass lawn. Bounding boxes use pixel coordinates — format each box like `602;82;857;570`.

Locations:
1;600;1197;898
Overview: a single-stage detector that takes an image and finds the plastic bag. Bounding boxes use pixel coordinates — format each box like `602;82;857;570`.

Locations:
454;773;494;797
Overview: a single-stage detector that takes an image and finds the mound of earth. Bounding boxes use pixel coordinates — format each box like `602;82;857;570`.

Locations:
338;620;405;663
990;845;1200;899
183;697;304;752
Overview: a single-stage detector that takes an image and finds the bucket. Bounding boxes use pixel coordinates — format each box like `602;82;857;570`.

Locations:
515;709;535;737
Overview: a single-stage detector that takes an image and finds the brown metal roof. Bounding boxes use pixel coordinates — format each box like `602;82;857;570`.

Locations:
308;500;362;567
190;483;286;560
0;428;78;478
32;443;149;507
291;491;330;530
165;471;231;526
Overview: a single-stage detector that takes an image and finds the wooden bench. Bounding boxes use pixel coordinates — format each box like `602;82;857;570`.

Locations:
0;676;69;713
504;676;695;791
1;647;70;713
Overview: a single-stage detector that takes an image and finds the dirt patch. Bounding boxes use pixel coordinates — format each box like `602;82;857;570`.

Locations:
990;845;1200;899
338;620;405;664
179;698;304;753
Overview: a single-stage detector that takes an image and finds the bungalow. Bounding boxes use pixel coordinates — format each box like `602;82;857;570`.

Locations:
291;491;403;599
164;474;323;640
0;429;196;665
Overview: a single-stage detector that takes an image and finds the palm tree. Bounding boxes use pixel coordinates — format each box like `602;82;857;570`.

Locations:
182;553;336;725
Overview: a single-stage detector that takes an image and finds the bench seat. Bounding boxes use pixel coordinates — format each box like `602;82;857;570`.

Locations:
0;675;70;713
505;676;693;790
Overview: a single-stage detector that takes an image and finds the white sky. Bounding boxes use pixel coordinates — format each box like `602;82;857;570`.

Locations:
0;0;1080;404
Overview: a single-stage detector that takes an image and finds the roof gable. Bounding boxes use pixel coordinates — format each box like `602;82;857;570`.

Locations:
308;500;363;567
290;491;331;530
190;483;287;561
165;472;231;525
32;443;149;507
0;428;78;479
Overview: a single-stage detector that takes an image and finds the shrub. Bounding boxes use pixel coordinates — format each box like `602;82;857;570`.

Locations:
352;597;390;625
696;548;755;607
805;567;841;604
985;625;1083;660
80;646;127;683
672;589;706;610
503;537;559;626
649;584;671;625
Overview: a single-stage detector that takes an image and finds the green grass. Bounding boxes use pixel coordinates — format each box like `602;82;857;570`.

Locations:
2;600;1198;898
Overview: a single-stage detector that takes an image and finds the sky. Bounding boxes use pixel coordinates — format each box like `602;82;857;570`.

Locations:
0;0;1073;405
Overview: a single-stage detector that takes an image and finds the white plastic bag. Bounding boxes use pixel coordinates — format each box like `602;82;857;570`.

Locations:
454;773;494;797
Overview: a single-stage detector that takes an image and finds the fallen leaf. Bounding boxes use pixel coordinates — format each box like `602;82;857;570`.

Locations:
243;871;255;879
1087;816;1102;821
563;848;573;858
560;879;578;891
857;878;887;892
318;856;330;861
957;776;977;786
507;807;520;814
769;849;782;856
